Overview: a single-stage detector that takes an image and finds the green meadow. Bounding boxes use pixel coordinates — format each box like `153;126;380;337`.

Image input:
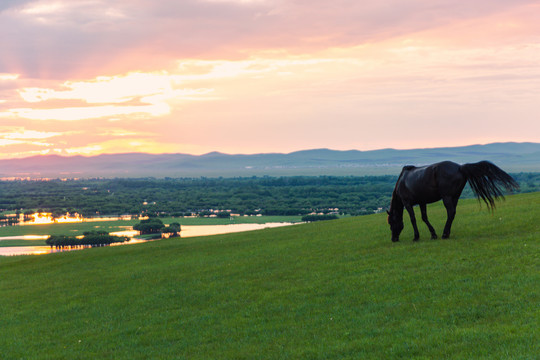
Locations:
0;192;538;359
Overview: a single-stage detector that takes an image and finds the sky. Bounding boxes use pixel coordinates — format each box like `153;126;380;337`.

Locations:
1;0;539;159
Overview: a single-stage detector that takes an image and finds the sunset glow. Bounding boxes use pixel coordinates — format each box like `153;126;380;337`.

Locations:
20;212;83;225
1;1;539;159
19;212;143;225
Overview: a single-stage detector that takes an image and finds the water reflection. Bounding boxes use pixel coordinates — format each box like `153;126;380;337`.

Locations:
25;212;82;225
9;212;145;226
180;223;295;237
0;235;49;240
0;246;82;256
0;222;298;256
0;238;152;256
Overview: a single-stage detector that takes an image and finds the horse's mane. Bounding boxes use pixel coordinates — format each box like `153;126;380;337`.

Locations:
389;168;409;213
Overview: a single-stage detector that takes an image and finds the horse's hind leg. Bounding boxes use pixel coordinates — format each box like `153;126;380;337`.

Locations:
420;204;437;239
405;205;420;241
442;196;457;239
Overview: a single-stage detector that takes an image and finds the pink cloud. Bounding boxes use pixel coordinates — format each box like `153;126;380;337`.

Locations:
1;0;538;79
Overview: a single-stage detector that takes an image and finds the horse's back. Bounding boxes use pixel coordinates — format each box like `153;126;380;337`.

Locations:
432;161;467;197
434;161;461;174
433;161;464;180
400;161;459;176
397;161;465;204
397;164;438;203
402;165;416;171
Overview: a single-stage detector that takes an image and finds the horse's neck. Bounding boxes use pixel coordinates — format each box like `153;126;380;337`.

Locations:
390;191;404;214
390;170;406;213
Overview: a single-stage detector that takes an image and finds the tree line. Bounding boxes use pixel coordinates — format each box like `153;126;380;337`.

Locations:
133;218;181;236
46;231;129;248
0;174;538;218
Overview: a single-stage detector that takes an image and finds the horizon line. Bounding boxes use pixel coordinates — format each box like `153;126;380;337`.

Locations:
0;141;538;161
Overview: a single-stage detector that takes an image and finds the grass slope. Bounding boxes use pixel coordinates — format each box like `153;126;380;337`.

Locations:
0;193;538;359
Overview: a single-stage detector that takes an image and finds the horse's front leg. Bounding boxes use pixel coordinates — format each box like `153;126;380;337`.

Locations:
405;205;420;241
420;203;437;239
442;196;457;239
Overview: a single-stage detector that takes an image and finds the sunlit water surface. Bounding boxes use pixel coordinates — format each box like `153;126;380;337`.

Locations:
0;223;298;256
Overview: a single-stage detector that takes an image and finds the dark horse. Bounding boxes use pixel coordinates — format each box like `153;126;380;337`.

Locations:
387;161;518;242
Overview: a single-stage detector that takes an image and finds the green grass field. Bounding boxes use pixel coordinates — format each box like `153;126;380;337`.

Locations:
0;193;538;359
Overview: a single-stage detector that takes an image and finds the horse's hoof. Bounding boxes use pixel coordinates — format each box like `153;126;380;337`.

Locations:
442;234;449;239
431;235;438;240
413;237;419;242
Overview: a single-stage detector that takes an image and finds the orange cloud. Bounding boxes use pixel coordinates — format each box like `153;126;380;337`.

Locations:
11;72;215;121
1;129;61;140
0;73;19;80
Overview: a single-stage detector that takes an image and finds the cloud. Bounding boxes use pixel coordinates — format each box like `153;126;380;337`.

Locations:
19;72;176;104
10;72;215;121
0;128;60;150
10;103;169;121
0;0;34;12
1;129;61;139
0;73;19;80
5;55;354;121
0;139;24;147
2;0;538;79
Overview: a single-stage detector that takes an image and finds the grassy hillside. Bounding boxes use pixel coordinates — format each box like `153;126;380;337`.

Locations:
0;192;538;359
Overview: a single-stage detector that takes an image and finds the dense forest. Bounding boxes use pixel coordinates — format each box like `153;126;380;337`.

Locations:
0;173;538;218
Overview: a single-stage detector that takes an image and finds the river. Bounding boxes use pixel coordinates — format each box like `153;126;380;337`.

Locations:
0;222;299;256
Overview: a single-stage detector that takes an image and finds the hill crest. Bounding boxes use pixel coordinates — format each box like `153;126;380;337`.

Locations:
0;142;538;178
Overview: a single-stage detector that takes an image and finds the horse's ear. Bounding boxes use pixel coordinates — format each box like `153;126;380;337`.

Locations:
386;210;390;215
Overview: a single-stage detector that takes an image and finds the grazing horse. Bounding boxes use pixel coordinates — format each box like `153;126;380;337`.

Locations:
387;161;518;242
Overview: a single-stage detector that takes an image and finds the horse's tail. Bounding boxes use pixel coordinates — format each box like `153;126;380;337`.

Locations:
460;161;519;210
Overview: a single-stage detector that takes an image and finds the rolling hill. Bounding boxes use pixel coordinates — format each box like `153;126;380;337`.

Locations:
0;192;538;359
1;142;539;178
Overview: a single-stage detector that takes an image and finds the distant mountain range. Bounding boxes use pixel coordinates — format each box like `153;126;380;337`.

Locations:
1;142;538;178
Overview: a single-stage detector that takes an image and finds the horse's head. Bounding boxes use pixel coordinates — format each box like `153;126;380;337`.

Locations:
387;209;403;242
